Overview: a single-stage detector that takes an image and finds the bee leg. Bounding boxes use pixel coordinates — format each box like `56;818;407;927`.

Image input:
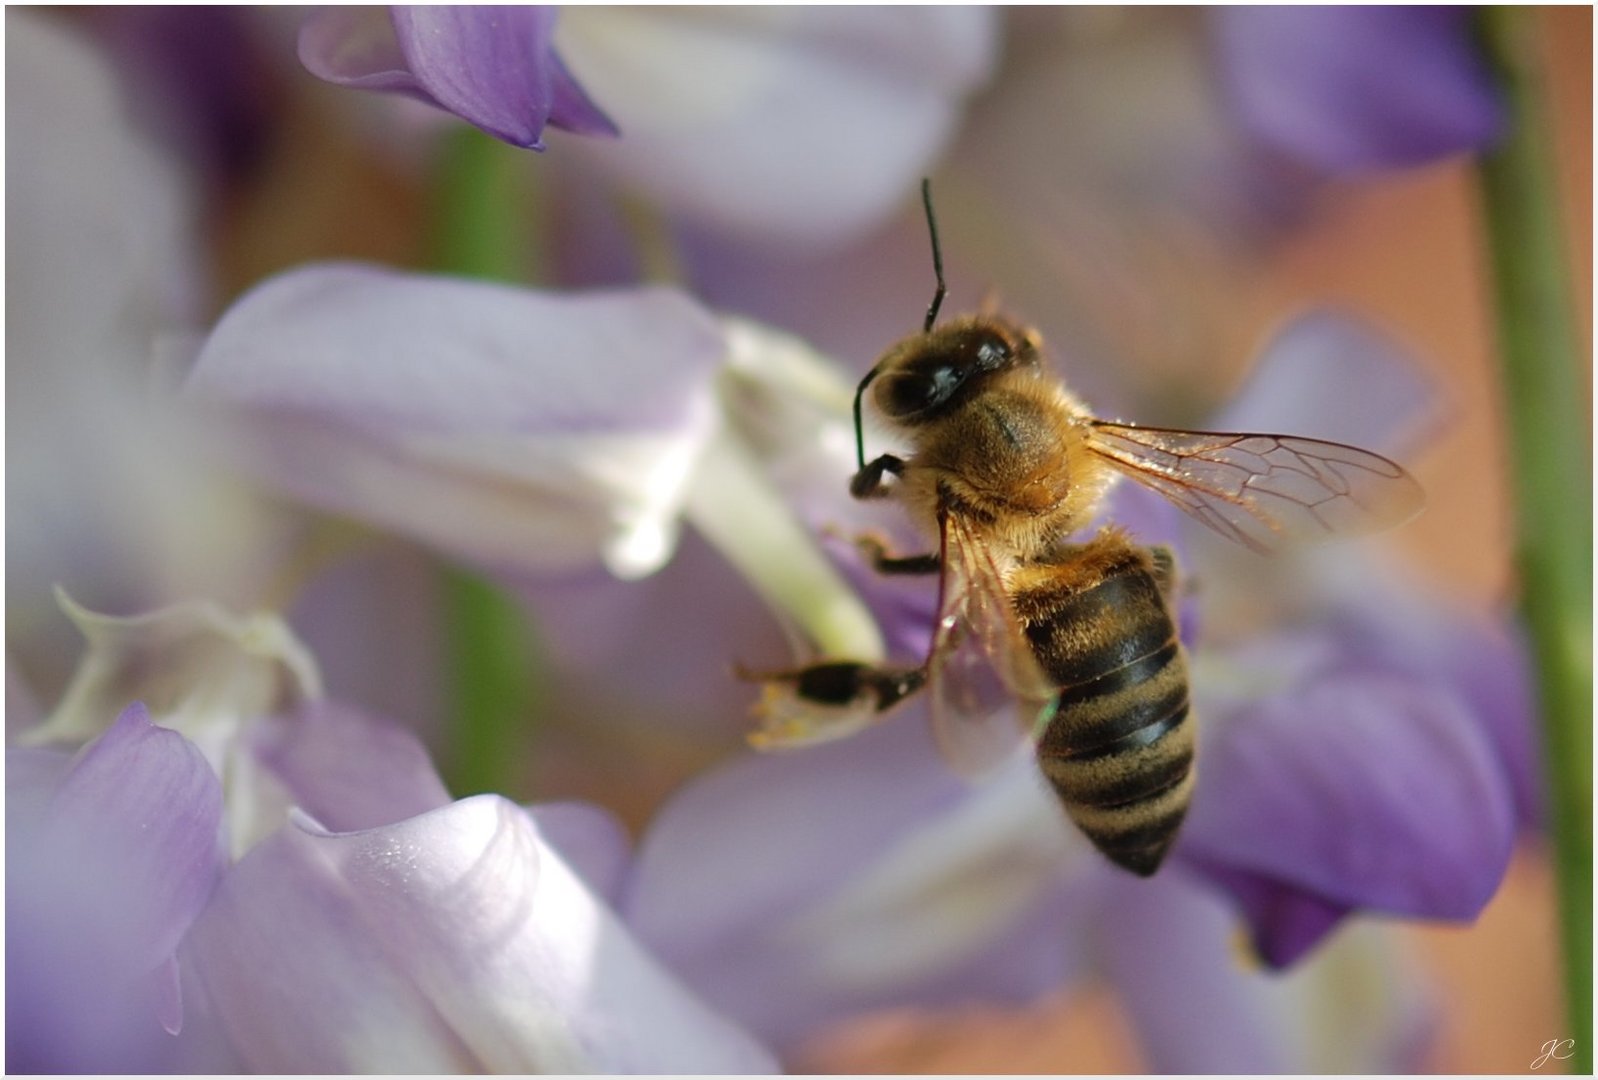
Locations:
735;660;928;749
855;533;940;576
736;660;926;711
849;454;905;499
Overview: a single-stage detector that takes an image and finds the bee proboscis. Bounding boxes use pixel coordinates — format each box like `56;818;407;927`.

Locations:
745;180;1424;876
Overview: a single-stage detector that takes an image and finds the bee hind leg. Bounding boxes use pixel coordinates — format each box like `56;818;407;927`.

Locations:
734;660;927;750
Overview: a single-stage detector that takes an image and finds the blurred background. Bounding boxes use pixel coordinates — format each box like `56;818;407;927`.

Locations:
8;6;1590;1073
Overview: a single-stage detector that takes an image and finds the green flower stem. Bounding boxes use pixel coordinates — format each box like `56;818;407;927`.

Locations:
431;125;542;282
1477;8;1592;1070
439;568;542;797
430;126;547;797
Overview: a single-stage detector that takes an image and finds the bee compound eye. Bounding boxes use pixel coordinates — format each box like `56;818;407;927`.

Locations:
879;364;962;418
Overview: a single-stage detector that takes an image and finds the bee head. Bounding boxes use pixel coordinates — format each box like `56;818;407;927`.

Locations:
867;318;1040;425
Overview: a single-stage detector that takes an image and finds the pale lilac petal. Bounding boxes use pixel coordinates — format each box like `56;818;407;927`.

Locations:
556;7;999;247
1209;310;1441;458
43;703;223;969
5;746;69;824
185;263;728;579
188;796;775;1073
299;7;615;148
1097;869;1299;1072
1097;868;1436;1071
1213;7;1504;173
183;814;477;1071
625;715;1095;1049
528;800;633;904
298;8;414;94
1178;669;1515;965
246;699;453;832
8;704;223;1071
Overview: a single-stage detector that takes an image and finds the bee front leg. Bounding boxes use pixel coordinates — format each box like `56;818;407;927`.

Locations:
849;454;905;499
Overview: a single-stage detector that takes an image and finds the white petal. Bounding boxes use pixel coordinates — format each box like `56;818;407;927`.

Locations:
24;589;320;752
187;264;729;580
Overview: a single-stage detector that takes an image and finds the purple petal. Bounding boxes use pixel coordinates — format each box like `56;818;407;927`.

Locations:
299;7;615;149
245;699;453;833
93;7;281;184
545;48;618;136
392;7;614;147
1319;577;1542;831
624;714;1095;1049
185;263;728;578
1209;310;1441;458
1178;668;1515;964
1212;7;1504;174
187;795;775;1072
1175;858;1350;969
8;704;223;1071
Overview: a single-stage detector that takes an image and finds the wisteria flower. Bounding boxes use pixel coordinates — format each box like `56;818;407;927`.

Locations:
8;594;777;1073
177;250;1526;1068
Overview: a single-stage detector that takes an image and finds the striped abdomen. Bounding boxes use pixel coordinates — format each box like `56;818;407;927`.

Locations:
1011;542;1194;876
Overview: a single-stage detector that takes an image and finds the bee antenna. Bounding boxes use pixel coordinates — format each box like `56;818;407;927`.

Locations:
853;367;878;472
921;177;945;333
856;178;943;472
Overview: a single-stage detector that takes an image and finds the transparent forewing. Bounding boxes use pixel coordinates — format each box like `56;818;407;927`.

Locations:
926;512;1056;776
1086;422;1425;554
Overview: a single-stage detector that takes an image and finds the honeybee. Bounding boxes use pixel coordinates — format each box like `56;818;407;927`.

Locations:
745;181;1424;876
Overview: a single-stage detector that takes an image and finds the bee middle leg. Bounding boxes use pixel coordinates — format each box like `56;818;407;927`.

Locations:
854;532;940;575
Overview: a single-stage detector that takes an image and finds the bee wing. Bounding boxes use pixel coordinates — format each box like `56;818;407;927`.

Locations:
925;510;1057;776
1085;421;1424;555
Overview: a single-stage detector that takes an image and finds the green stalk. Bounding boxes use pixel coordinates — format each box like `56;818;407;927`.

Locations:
429;126;546;797
1476;9;1592;1070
